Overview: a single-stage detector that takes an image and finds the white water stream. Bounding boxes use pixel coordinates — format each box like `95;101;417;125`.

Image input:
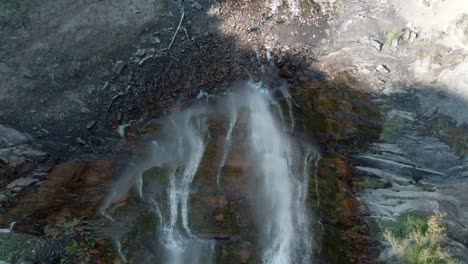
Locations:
102;81;318;263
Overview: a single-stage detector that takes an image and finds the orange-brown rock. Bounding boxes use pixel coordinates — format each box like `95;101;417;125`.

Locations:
215;214;225;223
0;160;115;228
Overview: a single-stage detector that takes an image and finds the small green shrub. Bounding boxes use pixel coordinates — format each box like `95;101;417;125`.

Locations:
384;211;460;264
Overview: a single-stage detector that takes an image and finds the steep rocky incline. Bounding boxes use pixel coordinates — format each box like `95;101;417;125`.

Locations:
355;89;468;262
0;0;467;263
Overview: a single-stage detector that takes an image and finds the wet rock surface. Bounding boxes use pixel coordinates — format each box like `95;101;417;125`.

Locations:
1;1;380;262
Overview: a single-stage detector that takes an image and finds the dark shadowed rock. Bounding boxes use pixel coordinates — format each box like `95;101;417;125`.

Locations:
113;61;126;74
0;125;29;149
370;39;383;51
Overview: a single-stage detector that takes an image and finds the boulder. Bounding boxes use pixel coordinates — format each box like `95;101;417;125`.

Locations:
370;38;383;51
0;125;29;149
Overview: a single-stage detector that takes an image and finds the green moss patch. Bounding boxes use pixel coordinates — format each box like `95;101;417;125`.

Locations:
358;178;387;190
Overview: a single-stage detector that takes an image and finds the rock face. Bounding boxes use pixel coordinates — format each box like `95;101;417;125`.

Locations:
0;160;116;263
99;68;383;264
356;90;468;262
0;124;47;204
1;0;466;263
288;71;382;263
112;61;126;75
1;160;114;225
0;125;29;148
0;24;384;262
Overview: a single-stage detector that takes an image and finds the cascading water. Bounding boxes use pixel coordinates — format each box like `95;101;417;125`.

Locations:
101;80;319;263
153;109;215;264
245;84;314;264
216;101;238;190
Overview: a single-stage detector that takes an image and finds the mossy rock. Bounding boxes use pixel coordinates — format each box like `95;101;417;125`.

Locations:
122;213;160;262
358;178;388;190
215;242;258;264
321;224;352;264
287;72;382;263
189;194;240;236
311;155;374;263
0;233;57;263
290;73;381;147
142;166;170;185
141;166;171;206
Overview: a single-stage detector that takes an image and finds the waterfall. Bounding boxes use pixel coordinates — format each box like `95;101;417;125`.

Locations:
102;80;317;263
158;110;214;264
244;82;313;264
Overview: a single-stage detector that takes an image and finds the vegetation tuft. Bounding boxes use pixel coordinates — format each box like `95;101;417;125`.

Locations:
384;211;460;264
